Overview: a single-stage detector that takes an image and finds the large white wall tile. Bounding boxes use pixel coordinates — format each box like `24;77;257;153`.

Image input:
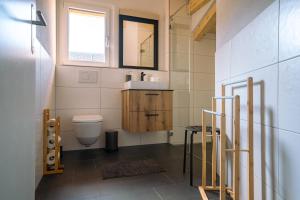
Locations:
278;129;300;199
193;90;212;109
173;108;189;127
169;126;185;145
192;55;214;74
170;34;191;53
56;66;101;88
230;1;279;76
101;68;124;89
251;172;280;200
279;0;300;61
170;52;190;72
56;87;101;109
117;129;141;147
278;57;300;133
173;90;190;108
40;47;56;110
101;88;122;109
193;73;215;91
230;64;278;127
140;132;168;145
193;39;216;56
170;23;191;37
215;40;231;82
250;123;278;192
170;72;189;90
101;108;122;130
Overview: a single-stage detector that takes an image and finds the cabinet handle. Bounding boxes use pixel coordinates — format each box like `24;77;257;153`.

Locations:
145;114;159;117
145;93;160;96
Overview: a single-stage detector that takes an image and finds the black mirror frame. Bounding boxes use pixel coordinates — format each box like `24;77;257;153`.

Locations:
119;14;159;70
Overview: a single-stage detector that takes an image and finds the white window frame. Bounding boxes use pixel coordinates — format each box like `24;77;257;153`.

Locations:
61;2;110;67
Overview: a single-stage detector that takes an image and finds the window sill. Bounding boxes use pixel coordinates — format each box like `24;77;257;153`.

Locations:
62;60;110;68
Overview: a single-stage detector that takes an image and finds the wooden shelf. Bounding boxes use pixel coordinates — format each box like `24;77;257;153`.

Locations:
43;109;64;175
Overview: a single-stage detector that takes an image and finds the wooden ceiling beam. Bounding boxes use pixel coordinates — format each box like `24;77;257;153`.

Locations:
189;0;211;15
193;2;216;41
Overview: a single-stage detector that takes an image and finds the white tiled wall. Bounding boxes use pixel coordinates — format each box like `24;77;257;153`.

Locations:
191;38;215;129
216;0;300;199
55;66;169;151
35;41;56;188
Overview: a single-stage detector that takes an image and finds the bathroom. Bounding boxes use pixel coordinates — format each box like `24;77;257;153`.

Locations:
1;0;300;199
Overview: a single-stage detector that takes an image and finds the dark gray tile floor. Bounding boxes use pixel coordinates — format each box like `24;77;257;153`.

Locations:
36;144;221;200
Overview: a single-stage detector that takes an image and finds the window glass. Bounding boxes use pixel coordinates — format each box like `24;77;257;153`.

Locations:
68;8;106;63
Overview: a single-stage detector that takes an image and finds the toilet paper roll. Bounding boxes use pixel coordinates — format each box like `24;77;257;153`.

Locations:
47;135;61;149
48;126;55;133
47;118;56;127
46;150;55;166
47;135;55;149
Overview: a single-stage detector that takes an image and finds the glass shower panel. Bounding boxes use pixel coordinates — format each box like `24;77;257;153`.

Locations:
169;1;193;144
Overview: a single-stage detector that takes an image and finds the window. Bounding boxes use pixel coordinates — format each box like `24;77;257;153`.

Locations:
63;4;110;67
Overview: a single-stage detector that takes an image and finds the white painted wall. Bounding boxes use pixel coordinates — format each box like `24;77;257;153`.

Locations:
34;0;56;188
0;0;42;199
56;0;169;151
215;0;300;199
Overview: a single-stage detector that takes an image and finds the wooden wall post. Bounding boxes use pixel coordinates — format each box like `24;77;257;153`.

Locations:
211;97;217;188
220;85;226;200
43;109;50;175
247;78;254;200
201;110;207;188
233;96;240;199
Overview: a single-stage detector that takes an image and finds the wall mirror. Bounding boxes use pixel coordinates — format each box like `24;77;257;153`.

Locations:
119;15;158;70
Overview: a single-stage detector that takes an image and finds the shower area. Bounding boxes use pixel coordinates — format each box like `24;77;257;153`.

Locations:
169;0;216;145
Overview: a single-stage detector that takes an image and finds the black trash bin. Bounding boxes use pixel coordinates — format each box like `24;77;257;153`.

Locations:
105;130;118;152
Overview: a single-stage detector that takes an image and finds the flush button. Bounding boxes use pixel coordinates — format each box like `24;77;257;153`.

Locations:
78;70;98;83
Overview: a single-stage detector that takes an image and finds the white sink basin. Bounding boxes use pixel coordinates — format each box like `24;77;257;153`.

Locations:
124;81;169;90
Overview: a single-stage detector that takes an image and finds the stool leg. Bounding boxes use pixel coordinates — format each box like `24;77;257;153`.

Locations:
183;130;188;174
190;132;195;186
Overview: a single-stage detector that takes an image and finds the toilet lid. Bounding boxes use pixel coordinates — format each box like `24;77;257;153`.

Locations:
72;115;103;123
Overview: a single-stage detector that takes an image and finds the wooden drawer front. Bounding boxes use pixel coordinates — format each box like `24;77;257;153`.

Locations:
129;91;172;112
129;111;172;132
156;111;172;131
157;91;172;111
129;112;156;132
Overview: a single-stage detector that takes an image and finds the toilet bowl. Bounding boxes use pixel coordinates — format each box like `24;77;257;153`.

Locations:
72;115;103;147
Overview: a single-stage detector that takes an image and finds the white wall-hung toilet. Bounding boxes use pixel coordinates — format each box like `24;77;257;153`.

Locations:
72;115;103;147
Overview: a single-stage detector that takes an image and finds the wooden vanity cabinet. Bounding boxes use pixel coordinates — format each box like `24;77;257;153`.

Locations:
122;90;173;133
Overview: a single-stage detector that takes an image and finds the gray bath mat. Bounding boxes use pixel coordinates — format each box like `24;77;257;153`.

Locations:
102;159;166;179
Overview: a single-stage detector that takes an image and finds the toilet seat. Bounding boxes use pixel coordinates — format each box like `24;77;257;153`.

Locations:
72;115;103;123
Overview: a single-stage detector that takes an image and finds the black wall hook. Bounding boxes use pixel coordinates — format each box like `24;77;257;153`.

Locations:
32;10;47;26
